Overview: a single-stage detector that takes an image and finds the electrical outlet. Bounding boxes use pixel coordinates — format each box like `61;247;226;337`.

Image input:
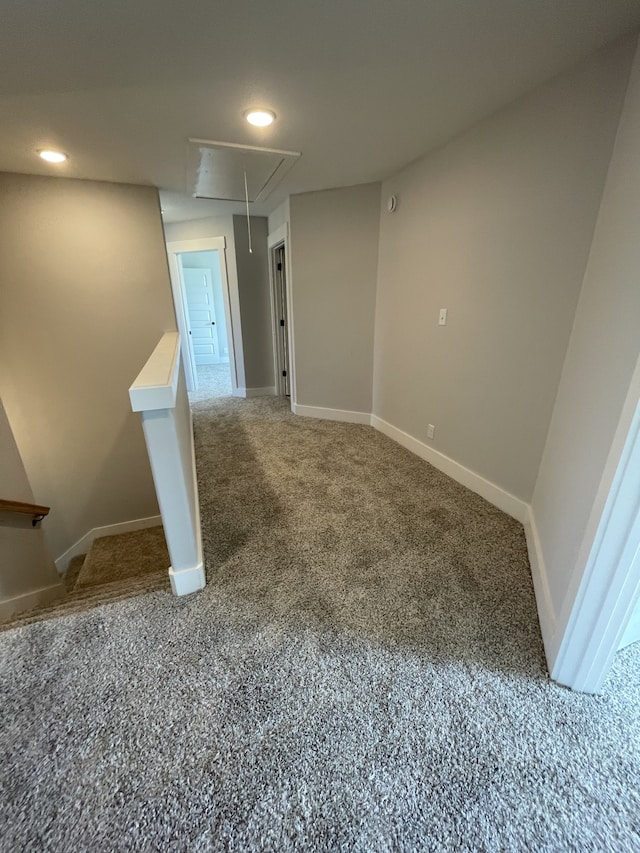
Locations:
438;308;447;326
427;424;435;440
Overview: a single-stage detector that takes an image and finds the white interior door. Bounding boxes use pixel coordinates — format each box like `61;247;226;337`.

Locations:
182;268;220;365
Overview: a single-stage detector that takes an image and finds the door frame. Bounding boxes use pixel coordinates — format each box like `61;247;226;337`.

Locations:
166;236;241;394
267;223;296;404
550;351;640;692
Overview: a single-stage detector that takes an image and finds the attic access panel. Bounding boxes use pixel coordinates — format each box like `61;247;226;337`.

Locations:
187;138;301;203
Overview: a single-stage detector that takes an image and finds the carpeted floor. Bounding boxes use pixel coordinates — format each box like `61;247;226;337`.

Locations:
192;363;232;400
0;395;639;851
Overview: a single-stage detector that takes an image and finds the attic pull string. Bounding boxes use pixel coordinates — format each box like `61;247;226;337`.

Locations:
244;169;252;254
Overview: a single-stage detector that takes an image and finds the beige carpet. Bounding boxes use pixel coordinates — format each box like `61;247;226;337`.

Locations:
1;397;638;849
191;363;233;399
63;553;85;592
74;525;170;589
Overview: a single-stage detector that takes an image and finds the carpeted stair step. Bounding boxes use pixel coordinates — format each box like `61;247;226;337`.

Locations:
0;571;169;633
72;525;170;591
1;525;172;633
63;553;86;592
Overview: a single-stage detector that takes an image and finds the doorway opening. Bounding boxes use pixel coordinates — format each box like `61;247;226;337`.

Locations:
180;250;231;396
166;236;241;398
269;240;292;398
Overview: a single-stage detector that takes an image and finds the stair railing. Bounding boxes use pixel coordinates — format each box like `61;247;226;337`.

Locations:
0;499;50;527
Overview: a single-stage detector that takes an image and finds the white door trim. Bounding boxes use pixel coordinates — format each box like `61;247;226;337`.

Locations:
166;249;198;390
165;236;241;395
269;241;288;396
550;352;640;693
268;222;296;405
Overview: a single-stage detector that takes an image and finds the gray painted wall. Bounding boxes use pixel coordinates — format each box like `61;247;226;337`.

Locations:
289;183;381;413
0;173;177;559
232;216;275;390
532;36;640;626
372;37;634;501
0;398;62;610
268;198;290;235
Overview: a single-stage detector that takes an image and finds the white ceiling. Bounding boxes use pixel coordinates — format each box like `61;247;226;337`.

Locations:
1;1;639;223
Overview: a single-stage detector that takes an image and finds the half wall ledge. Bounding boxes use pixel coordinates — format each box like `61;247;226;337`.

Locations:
129;331;205;596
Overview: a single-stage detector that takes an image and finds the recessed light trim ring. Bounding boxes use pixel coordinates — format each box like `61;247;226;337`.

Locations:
244;109;275;127
38;149;68;163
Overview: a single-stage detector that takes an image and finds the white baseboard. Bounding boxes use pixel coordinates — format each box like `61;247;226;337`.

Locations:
232;386;246;398
169;562;206;596
55;514;162;574
619;604;640;650
246;386;277;398
289;402;556;659
290;403;528;521
523;506;556;662
0;581;65;621
371;413;555;664
371;415;528;523
292;403;372;425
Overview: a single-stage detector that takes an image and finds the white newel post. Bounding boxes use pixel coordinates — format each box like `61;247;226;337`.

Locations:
129;332;205;596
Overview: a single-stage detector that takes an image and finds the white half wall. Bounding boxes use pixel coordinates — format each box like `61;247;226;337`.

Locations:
130;333;205;597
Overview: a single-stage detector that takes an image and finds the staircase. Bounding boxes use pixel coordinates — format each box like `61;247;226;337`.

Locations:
1;527;171;633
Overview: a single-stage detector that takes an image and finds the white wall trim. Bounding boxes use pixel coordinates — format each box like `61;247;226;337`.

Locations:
619;596;640;649
292;403;372;425
288;401;564;666
371;415;528;523
291;404;529;521
523;506;557;664
268;222;288;249
0;582;65;621
246;386;276;398
132;338;204;598
268;238;290;398
169;561;206;596
268;216;297;405
129;331;180;412
55;515;163;574
166;235;242;397
549;372;640;693
232;386;247;398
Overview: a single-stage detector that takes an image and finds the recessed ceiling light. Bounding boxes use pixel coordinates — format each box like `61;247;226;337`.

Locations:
38;149;68;163
244;109;275;127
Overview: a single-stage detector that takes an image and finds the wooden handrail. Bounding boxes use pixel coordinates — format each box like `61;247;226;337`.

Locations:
0;499;50;526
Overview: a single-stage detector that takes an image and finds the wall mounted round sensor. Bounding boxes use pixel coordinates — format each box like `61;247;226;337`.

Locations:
244;109;275;127
387;194;397;213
